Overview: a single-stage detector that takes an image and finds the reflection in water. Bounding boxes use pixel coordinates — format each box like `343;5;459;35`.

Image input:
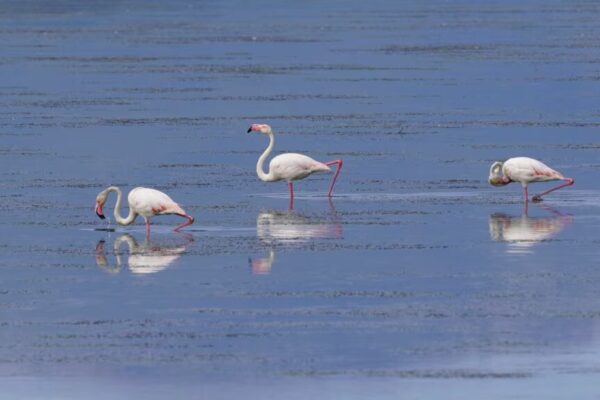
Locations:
95;234;192;274
249;249;275;275
249;208;343;275
489;208;572;254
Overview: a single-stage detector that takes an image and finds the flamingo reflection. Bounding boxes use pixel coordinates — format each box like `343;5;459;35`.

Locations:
95;233;192;274
489;206;572;254
249;205;343;275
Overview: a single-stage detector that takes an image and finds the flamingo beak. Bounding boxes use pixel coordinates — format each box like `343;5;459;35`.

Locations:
247;126;253;133
489;177;510;187
95;203;105;219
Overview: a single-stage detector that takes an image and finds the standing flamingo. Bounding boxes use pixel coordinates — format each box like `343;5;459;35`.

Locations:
247;123;342;206
489;157;574;203
95;186;194;236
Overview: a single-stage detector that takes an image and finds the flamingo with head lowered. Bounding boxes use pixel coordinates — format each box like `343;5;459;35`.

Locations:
95;186;194;236
247;123;342;206
489;157;574;203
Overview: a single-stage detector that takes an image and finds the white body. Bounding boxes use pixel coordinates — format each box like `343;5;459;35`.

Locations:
127;187;186;220
267;153;330;182
501;157;564;187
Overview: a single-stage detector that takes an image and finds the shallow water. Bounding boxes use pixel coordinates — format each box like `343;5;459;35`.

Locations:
2;0;600;398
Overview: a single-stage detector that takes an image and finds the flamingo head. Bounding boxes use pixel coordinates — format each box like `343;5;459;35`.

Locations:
95;190;108;219
247;123;272;134
489;161;510;186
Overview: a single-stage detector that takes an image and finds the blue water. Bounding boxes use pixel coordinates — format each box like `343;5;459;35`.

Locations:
2;1;600;398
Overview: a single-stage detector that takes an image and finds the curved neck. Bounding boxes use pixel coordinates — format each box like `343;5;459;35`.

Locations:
257;132;276;182
490;162;503;178
106;186;137;226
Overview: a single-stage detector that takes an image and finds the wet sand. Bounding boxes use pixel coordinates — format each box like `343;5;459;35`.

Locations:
2;0;600;398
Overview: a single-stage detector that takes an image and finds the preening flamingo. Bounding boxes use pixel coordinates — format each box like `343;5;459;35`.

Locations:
247;124;342;205
489;157;574;203
95;186;194;235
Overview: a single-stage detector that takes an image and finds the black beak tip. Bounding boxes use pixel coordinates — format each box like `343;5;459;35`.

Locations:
247;127;252;133
96;212;106;220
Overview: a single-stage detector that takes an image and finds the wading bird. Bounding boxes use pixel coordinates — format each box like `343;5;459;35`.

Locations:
247;124;343;206
489;157;574;203
95;186;194;236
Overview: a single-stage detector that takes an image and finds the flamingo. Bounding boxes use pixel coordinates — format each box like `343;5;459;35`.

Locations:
247;124;342;206
489;157;574;203
94;186;194;236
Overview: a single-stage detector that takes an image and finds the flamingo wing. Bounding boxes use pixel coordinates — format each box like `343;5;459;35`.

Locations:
128;187;186;217
270;153;330;181
504;157;563;183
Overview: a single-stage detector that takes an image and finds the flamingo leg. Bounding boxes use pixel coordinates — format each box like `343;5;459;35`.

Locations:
532;178;574;203
288;181;294;210
174;214;195;232
324;159;343;197
145;218;151;238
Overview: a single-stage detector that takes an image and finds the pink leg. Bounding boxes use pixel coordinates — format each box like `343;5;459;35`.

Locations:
532;178;574;203
324;159;343;197
174;214;195;232
523;186;529;203
288;181;294;210
145;218;151;238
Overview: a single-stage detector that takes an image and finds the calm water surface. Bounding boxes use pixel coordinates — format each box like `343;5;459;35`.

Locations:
2;1;600;398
